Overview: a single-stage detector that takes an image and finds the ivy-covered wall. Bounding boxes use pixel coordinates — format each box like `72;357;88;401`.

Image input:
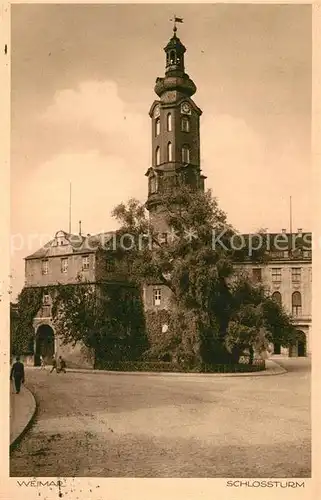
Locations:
10;287;44;356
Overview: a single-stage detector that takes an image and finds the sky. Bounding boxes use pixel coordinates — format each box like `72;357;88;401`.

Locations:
10;3;312;299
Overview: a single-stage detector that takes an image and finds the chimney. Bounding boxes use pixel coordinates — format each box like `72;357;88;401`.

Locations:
282;228;286;234
79;220;82;236
297;228;303;235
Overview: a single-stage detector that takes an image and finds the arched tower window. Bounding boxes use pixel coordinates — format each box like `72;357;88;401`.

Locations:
292;291;302;316
181;116;190;132
155;117;160;136
155;146;160;166
272;291;282;305
167;142;172;162
182;145;190;164
169;50;176;64
167;113;172;132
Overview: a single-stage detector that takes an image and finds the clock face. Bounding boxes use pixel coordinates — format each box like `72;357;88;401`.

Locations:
154;105;160;118
181;102;191;115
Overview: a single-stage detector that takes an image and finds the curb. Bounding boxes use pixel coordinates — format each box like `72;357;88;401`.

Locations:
10;385;38;454
27;359;287;378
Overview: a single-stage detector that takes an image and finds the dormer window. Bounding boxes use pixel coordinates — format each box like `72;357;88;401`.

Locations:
182;145;190;163
56;230;67;246
82;255;90;271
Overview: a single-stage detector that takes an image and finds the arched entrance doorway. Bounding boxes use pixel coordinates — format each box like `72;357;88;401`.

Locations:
273;343;281;355
35;324;55;366
297;330;306;357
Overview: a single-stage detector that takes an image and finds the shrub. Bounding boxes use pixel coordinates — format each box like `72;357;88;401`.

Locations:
95;359;265;373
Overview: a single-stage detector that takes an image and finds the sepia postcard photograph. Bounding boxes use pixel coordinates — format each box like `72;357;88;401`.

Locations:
1;1;318;498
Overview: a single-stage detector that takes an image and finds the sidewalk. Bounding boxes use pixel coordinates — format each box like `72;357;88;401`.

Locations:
26;359;287;378
10;383;37;449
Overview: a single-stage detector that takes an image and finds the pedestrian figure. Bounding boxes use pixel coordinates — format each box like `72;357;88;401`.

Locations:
10;356;25;394
58;356;66;373
50;356;58;373
40;355;46;370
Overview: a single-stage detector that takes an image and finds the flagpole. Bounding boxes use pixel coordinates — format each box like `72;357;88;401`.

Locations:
69;182;72;234
290;195;292;234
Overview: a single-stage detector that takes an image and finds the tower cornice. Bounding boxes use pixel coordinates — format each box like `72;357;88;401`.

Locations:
149;97;202;117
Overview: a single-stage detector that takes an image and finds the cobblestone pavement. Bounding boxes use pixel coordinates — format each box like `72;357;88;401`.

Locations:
10;358;311;478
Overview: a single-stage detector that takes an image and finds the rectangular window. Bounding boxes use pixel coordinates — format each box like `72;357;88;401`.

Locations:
41;259;49;275
292;304;302;317
61;258;68;273
106;259;115;272
303;250;311;259
41;305;51;317
181;117;190;132
153;288;161;306
252;268;262;283
43;294;50;305
82;255;90;271
271;268;282;282
182;146;190;164
291;268;301;282
158;232;168;244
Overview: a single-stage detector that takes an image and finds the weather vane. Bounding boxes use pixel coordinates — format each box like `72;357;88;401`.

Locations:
170;15;184;33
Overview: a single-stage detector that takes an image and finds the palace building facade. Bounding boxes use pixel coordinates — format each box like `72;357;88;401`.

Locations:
20;26;311;366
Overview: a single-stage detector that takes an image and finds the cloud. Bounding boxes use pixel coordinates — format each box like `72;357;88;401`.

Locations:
15;150;146;236
10;149;147;299
41;80;149;160
201;114;311;233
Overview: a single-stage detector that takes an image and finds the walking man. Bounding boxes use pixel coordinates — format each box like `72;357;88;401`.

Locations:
40;355;46;370
50;356;58;373
58;356;66;373
10;356;25;394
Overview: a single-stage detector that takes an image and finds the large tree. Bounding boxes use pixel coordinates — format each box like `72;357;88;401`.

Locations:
51;280;147;367
112;184;296;365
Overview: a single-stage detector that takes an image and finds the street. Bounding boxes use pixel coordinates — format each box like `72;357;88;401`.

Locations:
10;358;311;478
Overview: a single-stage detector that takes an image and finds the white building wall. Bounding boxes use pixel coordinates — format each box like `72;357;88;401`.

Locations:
237;260;312;356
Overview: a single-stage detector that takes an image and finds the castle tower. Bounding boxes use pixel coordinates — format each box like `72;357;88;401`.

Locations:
145;24;206;234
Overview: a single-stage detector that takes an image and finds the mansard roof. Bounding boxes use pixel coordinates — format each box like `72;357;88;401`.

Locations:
25;230;117;260
241;232;312;250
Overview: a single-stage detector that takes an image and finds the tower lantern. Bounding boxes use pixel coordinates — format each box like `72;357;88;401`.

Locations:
164;28;186;74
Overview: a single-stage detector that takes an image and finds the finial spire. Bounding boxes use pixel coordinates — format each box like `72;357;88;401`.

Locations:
170;15;184;34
